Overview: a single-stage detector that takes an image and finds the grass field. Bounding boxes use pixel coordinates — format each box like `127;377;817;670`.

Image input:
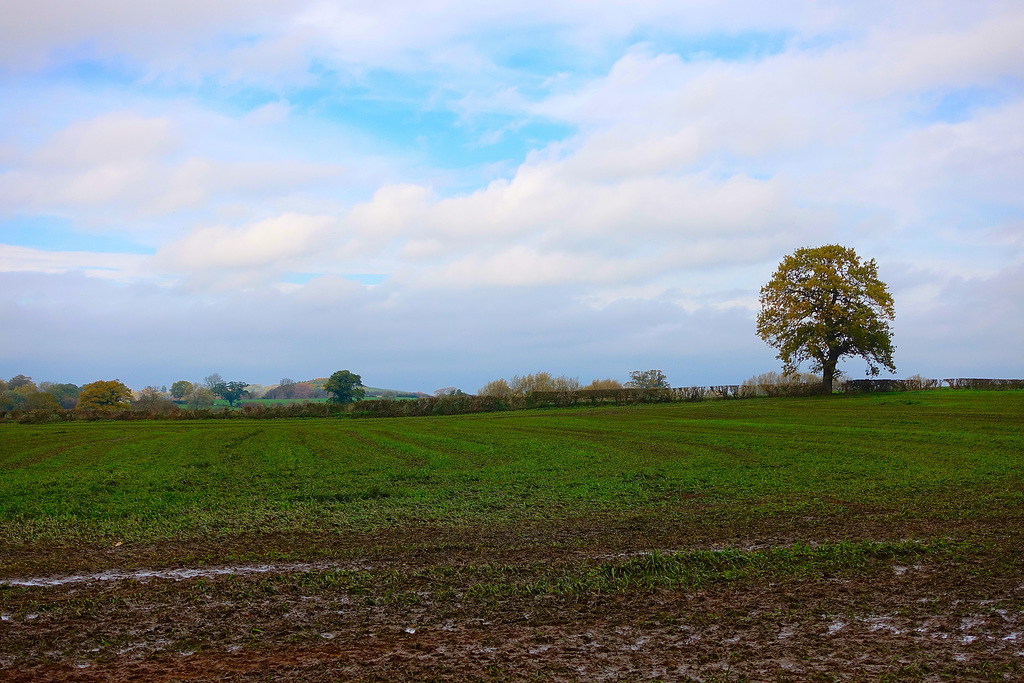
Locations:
1;390;1022;681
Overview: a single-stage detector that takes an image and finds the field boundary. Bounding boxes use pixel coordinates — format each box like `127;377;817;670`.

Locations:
1;378;1022;423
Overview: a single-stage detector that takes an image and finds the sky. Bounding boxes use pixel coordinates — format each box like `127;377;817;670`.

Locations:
1;0;1022;393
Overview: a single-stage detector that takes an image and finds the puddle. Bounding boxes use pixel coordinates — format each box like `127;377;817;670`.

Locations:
0;560;367;588
777;625;796;640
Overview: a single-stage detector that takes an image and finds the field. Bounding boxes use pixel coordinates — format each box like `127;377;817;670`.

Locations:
1;391;1022;681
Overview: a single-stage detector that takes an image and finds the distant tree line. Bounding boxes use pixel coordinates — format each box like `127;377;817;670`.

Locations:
0;368;369;418
3;369;1022;424
0;375;79;410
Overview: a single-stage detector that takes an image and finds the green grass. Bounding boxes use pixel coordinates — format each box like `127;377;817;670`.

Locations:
230;398;329;406
1;390;1021;545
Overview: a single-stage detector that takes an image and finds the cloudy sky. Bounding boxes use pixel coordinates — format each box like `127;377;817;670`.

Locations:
1;0;1022;392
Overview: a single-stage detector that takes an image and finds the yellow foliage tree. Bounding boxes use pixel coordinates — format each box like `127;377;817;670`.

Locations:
757;245;895;395
77;380;133;411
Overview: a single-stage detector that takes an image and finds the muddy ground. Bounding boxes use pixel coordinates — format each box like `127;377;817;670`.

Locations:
1;512;1022;682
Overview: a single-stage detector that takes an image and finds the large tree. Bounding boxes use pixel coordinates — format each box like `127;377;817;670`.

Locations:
757;245;896;395
77;380;133;411
324;370;365;404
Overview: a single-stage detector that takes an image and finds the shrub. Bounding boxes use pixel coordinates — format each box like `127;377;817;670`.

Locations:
739;371;821;397
585;378;623;391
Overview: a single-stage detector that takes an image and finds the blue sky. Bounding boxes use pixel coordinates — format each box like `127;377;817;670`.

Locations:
1;0;1022;392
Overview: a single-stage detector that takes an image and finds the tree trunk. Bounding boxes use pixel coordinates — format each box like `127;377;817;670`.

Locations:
821;361;836;395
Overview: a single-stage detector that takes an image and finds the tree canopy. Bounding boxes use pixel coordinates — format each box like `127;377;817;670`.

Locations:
212;380;250;407
324;370;365;404
170;380;191;399
183;383;215;410
44;382;81;409
77;380;133;411
757;245;896;394
626;369;670;389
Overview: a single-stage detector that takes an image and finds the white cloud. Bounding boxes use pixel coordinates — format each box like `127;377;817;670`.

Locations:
341;158;818;288
0;111;348;225
155;213;339;273
31;113;179;170
0;244;153;282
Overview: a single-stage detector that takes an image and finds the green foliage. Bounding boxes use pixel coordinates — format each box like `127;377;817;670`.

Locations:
626;369;670;389
212;380;250;407
170;380;191;399
324;370;365;404
183;383;215;410
76;380;133;411
758;245;896;394
43;382;81;409
0;376;61;411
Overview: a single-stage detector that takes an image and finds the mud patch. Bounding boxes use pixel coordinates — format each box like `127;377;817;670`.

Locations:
2;517;1022;681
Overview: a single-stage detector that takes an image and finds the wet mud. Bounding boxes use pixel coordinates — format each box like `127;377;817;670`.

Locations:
2;514;1022;681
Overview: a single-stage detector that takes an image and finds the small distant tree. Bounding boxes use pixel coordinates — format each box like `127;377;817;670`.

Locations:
324;370;365;404
8;374;35;390
278;378;297;398
757;245;896;394
184;383;215;410
203;373;224;391
478;378;513;397
739;370;822;398
433;387;466;397
381;390;399;399
132;386;177;414
626;369;670;389
585;378;623;391
24;391;60;409
479;373;579;396
77;380;133;411
0;383;59;410
212;380;250;407
170;380;192;400
44;382;81;409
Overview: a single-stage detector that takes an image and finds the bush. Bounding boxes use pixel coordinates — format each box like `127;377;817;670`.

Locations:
739;371;822;397
585;378;623;391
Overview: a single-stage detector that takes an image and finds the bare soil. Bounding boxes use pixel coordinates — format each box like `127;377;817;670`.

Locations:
2;512;1022;682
